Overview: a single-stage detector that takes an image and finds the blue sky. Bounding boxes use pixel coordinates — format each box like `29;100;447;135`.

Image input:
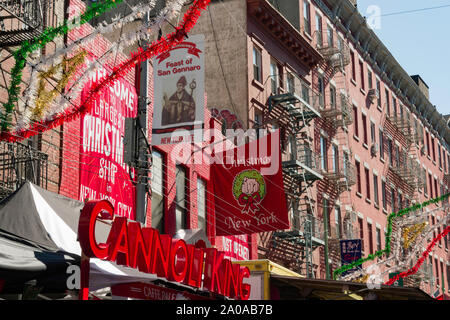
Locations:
356;0;450;116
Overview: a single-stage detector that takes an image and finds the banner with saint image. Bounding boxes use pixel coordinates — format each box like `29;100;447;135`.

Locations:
152;34;205;145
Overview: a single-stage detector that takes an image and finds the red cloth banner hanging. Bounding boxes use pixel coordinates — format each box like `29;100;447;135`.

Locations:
212;130;290;236
79;66;138;220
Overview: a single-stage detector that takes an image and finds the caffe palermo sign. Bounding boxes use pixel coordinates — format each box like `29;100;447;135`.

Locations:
78;200;251;300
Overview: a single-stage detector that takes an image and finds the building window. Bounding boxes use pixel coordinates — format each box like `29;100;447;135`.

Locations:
373;174;379;206
334;206;342;238
320;136;328;172
379;129;384;158
318;75;325;108
431;137;436;162
426;131;431;157
175;165;188;231
287;72;295;94
368;70;373;89
350;51;356;81
356;160;361;194
330;84;336;108
197;178;207;231
438;145;442;168
398;192;403;210
368;222;373;254
382;180;387;210
365;168;370;199
423;169;428;195
302;83;310;105
358;217;364;246
332;144;339;173
385;89;390;115
323;198;331;237
387;138;393;166
362;114;368;145
303;1;311;35
151;150;164;234
353;106;359;137
434;178;438;198
327;24;333;47
376;79;381;107
429;174;433;198
253;46;262;83
315;13;323;47
270;59;278;95
435;258;440;287
359;61;365;90
376;227;382;252
370;122;376;144
392;97;397;117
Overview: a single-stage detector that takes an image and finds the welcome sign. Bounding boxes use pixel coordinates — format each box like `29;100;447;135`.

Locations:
79;65;138;220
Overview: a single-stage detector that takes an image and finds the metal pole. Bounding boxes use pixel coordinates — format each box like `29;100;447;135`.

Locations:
135;13;150;224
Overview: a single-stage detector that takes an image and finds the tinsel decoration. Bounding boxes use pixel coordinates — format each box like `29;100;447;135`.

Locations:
333;193;450;280
32;50;88;120
402;222;428;250
1;0;122;131
0;0;211;142
384;226;450;286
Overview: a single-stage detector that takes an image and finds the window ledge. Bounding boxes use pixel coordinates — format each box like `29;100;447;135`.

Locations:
351;79;357;86
366;198;372;204
377;105;383;112
252;79;265;91
363;143;369;150
353;135;360;142
380;157;385;164
374;203;380;210
360;88;366;95
356;192;362;198
382;208;388;215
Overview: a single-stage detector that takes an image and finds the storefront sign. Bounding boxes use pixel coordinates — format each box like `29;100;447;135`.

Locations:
78;200;251;300
79;65;137;220
223;235;250;261
111;282;210;300
340;239;362;276
152;34;205;145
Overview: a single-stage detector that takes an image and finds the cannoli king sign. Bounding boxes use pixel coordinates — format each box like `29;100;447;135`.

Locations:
78;200;251;300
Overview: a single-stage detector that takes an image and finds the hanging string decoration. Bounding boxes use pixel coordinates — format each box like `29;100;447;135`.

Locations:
333;193;449;280
1;0;122;132
1;0;210;142
13;0;186;134
384;225;450;286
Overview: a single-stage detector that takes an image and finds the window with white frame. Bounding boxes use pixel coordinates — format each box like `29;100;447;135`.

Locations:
151;150;164;233
253;45;262;83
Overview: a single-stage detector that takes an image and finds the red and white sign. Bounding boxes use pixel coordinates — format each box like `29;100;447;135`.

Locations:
111;282;210;300
78;200;251;300
79;66;137;220
222;235;250;261
212;131;290;236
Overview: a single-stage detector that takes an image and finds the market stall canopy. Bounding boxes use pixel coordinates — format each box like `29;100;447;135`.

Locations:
0;182;161;294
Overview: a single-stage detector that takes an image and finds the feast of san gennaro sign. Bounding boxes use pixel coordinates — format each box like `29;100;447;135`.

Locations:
79;64;137;220
212;130;290;236
152;34;205;145
78;200;251;300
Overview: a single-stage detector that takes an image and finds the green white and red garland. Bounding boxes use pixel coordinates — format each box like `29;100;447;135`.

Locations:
1;0;211;141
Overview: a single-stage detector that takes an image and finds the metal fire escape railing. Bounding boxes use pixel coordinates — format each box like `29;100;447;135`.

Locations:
319;91;353;129
322;158;356;194
0;140;48;199
314;30;351;76
0;0;58;48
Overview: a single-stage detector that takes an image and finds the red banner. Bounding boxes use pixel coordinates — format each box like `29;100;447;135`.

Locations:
212;131;290;236
79;67;138;220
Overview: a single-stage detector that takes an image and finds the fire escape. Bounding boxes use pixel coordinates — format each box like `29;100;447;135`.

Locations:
384;104;425;204
0;1;55;199
312;29;359;271
263;80;326;277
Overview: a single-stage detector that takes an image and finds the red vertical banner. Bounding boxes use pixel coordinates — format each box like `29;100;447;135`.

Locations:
212;130;290;236
79;66;138;220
